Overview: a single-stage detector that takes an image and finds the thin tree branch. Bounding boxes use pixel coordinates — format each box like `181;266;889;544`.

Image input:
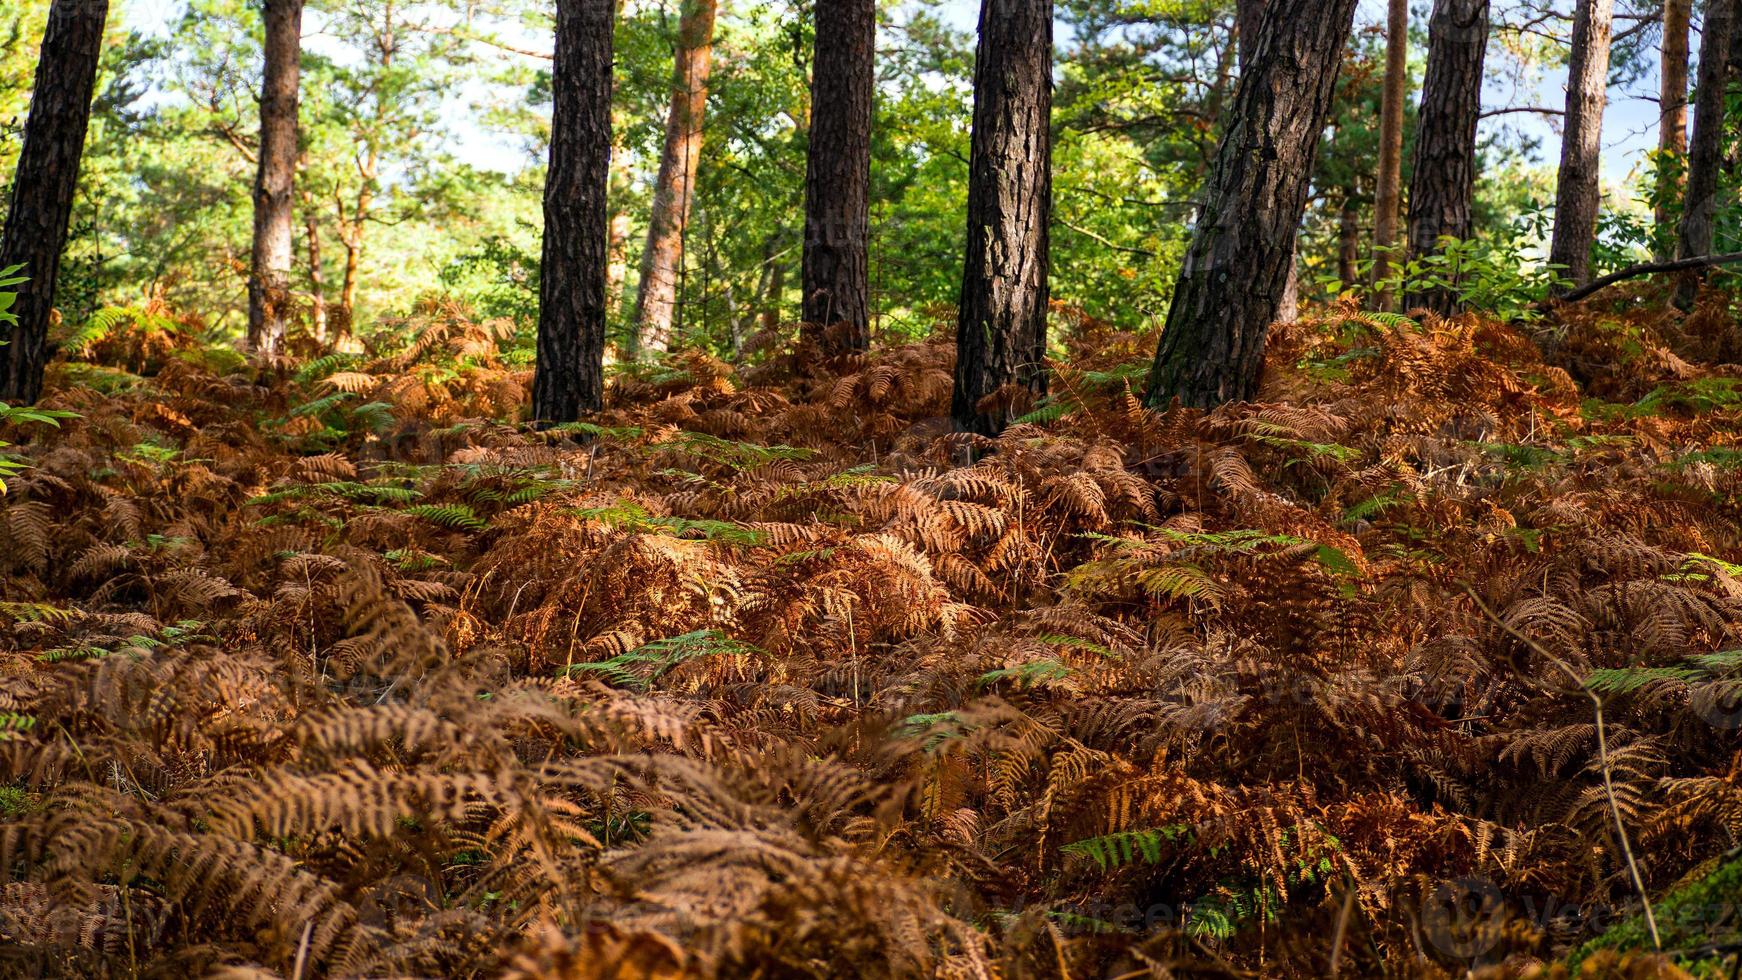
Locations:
1555;251;1742;303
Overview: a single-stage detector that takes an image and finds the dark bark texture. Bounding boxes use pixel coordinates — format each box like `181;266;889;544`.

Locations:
1674;0;1737;309
1546;0;1613;291
532;0;615;423
1402;0;1488;316
246;0;305;356
800;0;874;354
0;0;109;405
1143;0;1359;409
952;0;1053;436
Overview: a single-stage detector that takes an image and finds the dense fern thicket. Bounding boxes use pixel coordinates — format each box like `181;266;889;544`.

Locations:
3;291;1742;979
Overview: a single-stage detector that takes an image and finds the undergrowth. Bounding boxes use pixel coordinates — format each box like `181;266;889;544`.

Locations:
2;287;1742;977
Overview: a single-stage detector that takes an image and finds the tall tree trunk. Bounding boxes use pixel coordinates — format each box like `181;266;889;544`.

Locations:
1144;0;1359;409
303;205;327;342
1234;0;1300;323
532;0;614;423
1403;0;1489;315
1235;0;1264;68
1673;0;1737;309
1372;0;1408;308
632;0;717;356
0;0;107;405
952;0;1052;436
245;0;303;357
1656;0;1692;257
761;235;785;334
800;0;874;355
1338;194;1361;287
1546;0;1613;291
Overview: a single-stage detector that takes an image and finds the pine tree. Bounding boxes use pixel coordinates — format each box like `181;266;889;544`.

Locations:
0;0;109;404
532;0;616;423
1143;0;1360;408
952;0;1054;436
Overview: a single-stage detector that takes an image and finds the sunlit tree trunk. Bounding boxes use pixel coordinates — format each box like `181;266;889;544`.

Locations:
952;0;1052;436
1547;0;1613;291
1403;0;1488;316
245;0;303;357
1372;0;1408;308
1233;0;1299;323
1655;0;1691;257
303;203;328;342
761;235;785;334
633;0;717;356
1144;0;1359;409
532;0;614;423
1674;0;1736;309
800;0;874;355
0;0;108;405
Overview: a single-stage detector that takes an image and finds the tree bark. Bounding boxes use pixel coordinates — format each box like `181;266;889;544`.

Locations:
1546;0;1614;291
1674;0;1737;309
1655;0;1692;256
1235;0;1264;68
632;0;717;356
303;205;327;342
762;235;785;334
800;0;874;355
0;0;108;405
532;0;614;423
1338;194;1360;287
1143;0;1359;409
1234;0;1300;323
245;0;304;357
1372;0;1408;308
952;0;1053;436
1403;0;1489;316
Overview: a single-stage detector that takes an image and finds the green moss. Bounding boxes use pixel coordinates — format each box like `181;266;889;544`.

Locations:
1568;855;1742;976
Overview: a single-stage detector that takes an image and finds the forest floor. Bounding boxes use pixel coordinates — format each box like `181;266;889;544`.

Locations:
3;291;1742;979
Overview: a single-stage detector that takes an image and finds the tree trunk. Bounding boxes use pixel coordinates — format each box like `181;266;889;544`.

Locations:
761;235;785;334
952;0;1053;436
1338;194;1361;287
1403;0;1489;316
1546;0;1613;291
0;0;108;405
1235;0;1264;68
245;0;304;357
1655;0;1692;256
304;205;327;342
1673;0;1737;308
1234;0;1300;323
1372;0;1408;308
532;0;614;423
632;0;717;356
800;0;874;355
1144;0;1359;409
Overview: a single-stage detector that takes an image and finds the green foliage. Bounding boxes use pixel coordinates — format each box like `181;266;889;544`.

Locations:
0;400;79;494
574;499;765;546
1372;232;1572;323
403;503;489;533
564;629;758;690
1061;825;1192;870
